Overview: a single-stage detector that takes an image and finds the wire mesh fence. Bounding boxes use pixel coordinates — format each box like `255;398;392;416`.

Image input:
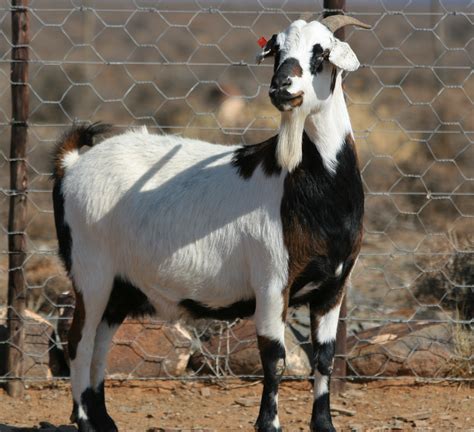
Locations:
0;0;472;385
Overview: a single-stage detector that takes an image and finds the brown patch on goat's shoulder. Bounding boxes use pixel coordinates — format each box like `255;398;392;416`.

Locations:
281;217;328;320
68;288;85;361
284;217;328;283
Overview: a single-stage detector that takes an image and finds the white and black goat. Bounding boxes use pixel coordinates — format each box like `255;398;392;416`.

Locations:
52;16;369;432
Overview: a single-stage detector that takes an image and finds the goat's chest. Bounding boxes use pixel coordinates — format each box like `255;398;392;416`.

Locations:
281;137;364;287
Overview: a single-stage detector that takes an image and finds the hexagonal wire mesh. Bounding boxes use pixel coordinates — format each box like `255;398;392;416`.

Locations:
0;0;472;383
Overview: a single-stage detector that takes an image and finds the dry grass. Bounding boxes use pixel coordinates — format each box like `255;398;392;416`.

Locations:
449;311;474;379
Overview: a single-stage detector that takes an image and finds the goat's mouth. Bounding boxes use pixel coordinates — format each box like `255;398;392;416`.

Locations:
269;90;304;112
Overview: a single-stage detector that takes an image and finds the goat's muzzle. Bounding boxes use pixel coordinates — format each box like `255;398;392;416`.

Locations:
269;87;304;112
270;57;304;111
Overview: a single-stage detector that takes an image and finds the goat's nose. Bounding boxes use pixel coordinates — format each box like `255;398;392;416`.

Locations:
270;75;291;92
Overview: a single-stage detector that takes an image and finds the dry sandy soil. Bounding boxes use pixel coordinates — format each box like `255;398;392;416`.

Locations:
0;379;472;431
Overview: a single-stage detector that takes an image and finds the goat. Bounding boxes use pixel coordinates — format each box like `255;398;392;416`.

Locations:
52;16;369;432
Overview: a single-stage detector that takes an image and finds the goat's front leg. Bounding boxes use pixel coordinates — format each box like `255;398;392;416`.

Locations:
309;294;343;432
254;282;288;432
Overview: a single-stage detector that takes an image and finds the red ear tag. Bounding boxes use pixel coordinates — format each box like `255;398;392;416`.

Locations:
257;36;267;48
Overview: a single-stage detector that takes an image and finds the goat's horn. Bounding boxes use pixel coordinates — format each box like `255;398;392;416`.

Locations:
321;15;371;33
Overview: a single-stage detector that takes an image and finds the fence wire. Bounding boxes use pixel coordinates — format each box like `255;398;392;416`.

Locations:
0;0;472;384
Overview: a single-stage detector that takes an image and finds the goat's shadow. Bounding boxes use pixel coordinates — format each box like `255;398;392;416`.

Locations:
98;141;282;255
0;423;76;432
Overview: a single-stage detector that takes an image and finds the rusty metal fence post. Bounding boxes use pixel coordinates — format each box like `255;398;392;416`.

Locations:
6;0;29;398
323;0;347;395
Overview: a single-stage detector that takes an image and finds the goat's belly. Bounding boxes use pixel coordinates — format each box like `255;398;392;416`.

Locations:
132;272;256;322
105;202;286;316
117;241;255;313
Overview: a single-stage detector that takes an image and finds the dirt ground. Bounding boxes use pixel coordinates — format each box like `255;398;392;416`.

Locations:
0;379;472;431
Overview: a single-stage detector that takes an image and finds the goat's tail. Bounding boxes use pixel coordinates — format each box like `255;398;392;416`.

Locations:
52;122;112;181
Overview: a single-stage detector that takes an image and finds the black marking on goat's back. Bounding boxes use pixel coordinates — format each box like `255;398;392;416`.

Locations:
232;135;281;179
180;298;256;320
282;133;364;304
102;277;156;325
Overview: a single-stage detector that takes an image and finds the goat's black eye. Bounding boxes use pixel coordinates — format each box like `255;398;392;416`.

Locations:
310;43;328;75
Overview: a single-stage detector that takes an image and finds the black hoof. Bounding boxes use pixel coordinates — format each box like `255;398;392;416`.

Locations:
254;421;282;432
310;419;336;432
77;418;97;432
255;427;282;432
76;415;118;432
100;415;118;432
74;386;118;432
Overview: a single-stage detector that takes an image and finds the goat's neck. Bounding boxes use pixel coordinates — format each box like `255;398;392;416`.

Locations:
304;81;352;173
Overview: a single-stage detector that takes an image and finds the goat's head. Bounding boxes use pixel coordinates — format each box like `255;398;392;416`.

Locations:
258;16;370;114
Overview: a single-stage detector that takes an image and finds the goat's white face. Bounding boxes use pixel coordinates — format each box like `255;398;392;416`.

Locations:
258;20;360;114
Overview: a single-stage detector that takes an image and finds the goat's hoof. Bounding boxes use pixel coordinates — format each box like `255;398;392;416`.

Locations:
76;416;118;432
254;427;282;432
77;418;97;432
310;419;336;432
254;421;282;432
100;417;118;432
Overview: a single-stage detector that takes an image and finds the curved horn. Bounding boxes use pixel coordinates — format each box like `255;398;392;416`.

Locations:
321;15;371;33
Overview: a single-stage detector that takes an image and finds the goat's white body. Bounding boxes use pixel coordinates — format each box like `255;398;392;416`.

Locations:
62;131;289;320
57;17;370;430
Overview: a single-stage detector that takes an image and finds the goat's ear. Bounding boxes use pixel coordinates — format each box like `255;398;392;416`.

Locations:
256;34;278;64
328;39;360;72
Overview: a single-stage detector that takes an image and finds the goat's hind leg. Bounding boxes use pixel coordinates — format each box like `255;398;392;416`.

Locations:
88;320;122;431
69;268;117;432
